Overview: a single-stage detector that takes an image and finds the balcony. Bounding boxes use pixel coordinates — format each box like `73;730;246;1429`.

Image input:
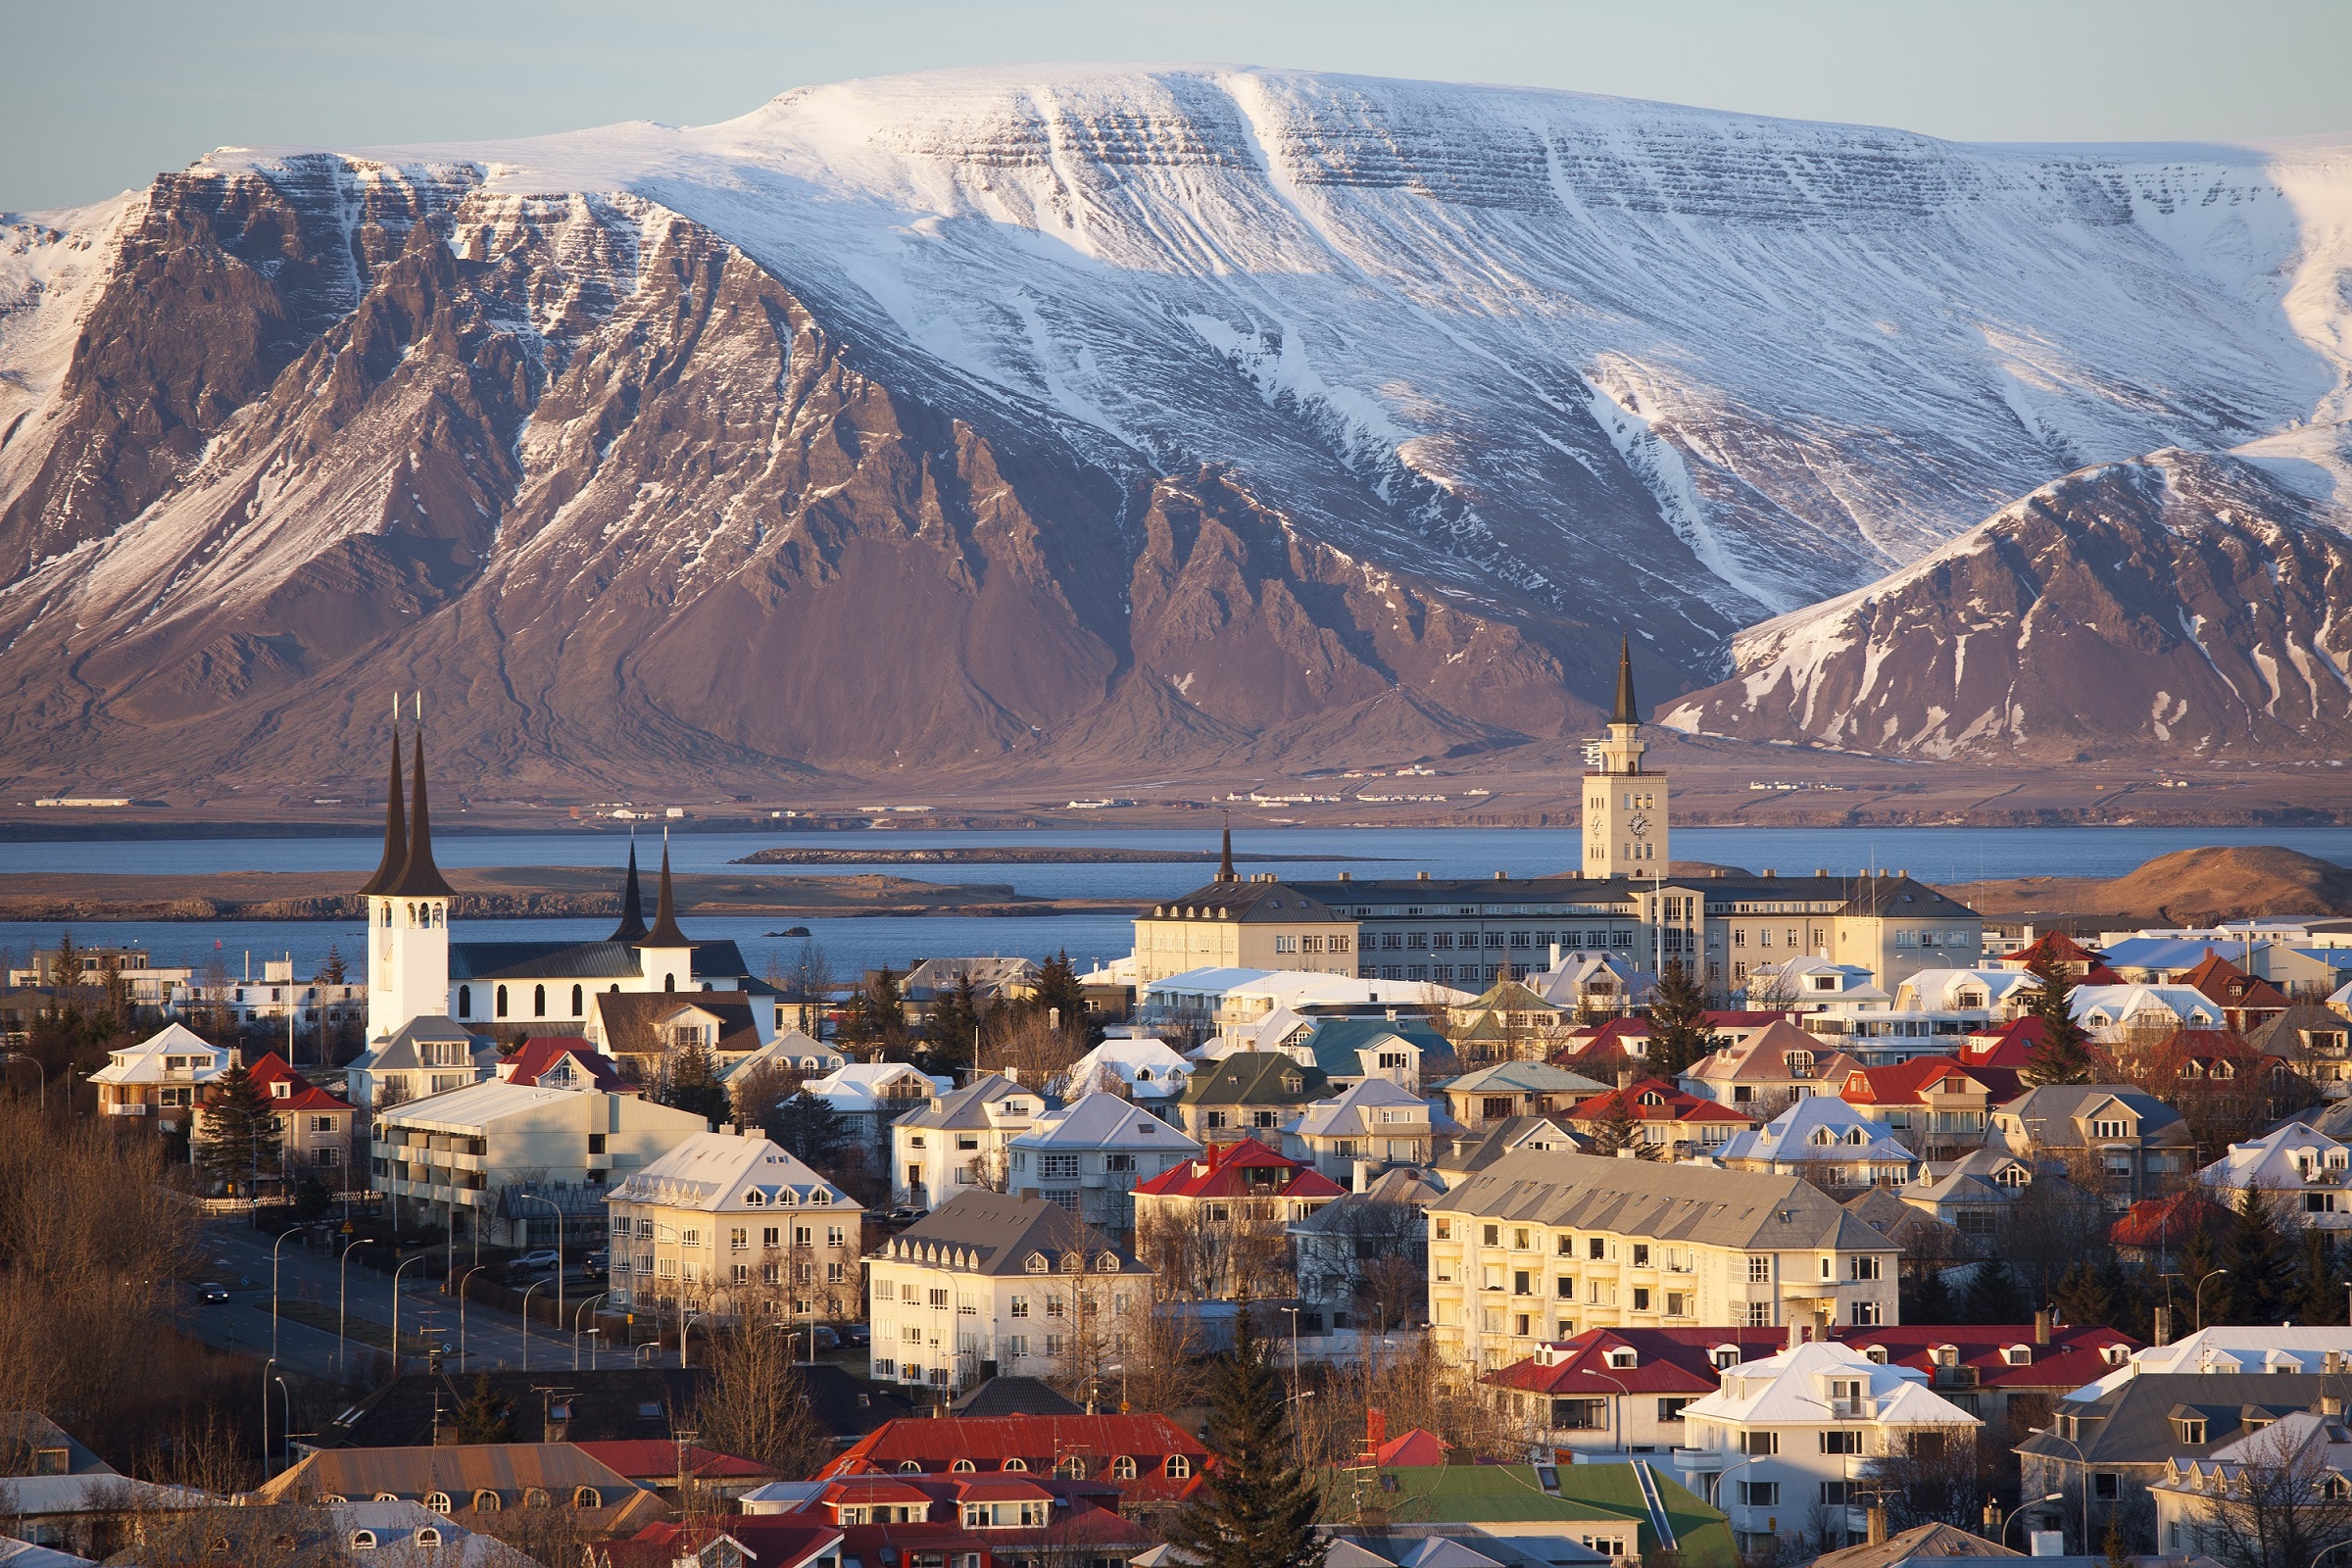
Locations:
1672;1446;1727;1470
104;1102;150;1116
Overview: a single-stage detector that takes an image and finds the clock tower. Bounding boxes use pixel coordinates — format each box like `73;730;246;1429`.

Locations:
1583;638;1668;878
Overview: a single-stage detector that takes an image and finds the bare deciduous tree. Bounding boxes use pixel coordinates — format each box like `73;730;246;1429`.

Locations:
2191;1419;2352;1568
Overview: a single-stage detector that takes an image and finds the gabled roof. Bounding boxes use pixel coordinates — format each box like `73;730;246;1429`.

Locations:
1686;1020;1855;1085
1716;1097;1920;1167
2002;931;2101;969
2019;1373;2339;1465
609;1129;851;1213
1018;1092;1203;1154
1439;1115;1586;1175
882;1192;1149;1278
1134;1137;1347;1200
895;1072;1046;1130
2181;954;2292;1013
1293;1166;1447;1224
501;1037;632;1093
88;1021;230;1084
1996;1084;2190;1145
1443;1060;1609;1098
246;1050;357;1111
1431;1149;1897;1253
1841;1324;2139;1391
1958;1018;2041;1068
1485;1327;1738;1397
1810;1522;2021;1568
354;1014;496;1074
572;1442;772;1483
948;1376;1083;1418
590;992;764;1058
1566;1077;1755;1126
722;1029;848;1083
259;1441;660;1520
818;1413;1207;1506
1178;1051;1328;1107
1840;1056;1991;1106
1299;1017;1454;1079
1685;1341;1977;1427
2108;1189;2234;1250
1295;1077;1456;1141
2245;1002;2352;1057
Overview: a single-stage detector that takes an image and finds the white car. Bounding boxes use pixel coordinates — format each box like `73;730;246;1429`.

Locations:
512;1250;563;1271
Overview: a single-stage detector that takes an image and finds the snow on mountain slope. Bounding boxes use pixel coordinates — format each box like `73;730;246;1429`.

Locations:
1659;444;2352;760
0;66;2348;789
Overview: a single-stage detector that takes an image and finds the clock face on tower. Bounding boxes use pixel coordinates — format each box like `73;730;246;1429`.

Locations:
1628;814;1651;838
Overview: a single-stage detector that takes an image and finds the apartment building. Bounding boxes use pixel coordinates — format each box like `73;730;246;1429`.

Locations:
891;1073;1047;1210
1988;1085;2193;1206
1131;870;1360;986
370;1080;708;1247
865;1192;1153;1394
1426;1151;1899;1371
1004;1092;1201;1239
1286;1078;1461;1188
606;1127;863;1324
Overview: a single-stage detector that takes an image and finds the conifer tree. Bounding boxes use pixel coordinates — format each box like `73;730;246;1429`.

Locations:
1644;958;1717;1079
661;1038;734;1126
2020;949;2096;1086
1162;1310;1326;1568
2222;1185;2292;1324
2292;1230;2343;1325
1034;951;1095;1046
924;975;982;1077
866;966;911;1057
1590;1092;1642;1156
1960;1257;2032;1324
450;1375;516;1444
2053;1260;2114;1328
318;945;348;986
1908;1263;1956;1325
196;1059;279;1196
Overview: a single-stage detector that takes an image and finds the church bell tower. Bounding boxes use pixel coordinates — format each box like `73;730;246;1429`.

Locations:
1583;639;1668;878
362;702;457;1041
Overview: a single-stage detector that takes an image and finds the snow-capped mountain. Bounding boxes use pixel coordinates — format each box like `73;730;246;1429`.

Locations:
1;66;2348;790
1659;448;2352;760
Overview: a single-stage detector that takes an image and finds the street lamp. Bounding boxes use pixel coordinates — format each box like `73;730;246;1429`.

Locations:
519;1280;547;1372
2031;1426;2092;1547
390;1253;429;1375
1993;1494;2067;1548
337;1237;368;1379
573;1293;610;1372
0;1052;45;1110
261;1356;278;1482
515;1193;565;1341
270;1226;304;1365
2195;1268;2231;1331
680;1310;708;1369
456;1265;487;1369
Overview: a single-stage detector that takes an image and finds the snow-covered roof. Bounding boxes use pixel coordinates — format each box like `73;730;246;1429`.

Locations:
87;1021;230;1085
1144;967;1471;1009
1714;1096;1920;1169
1680;1340;1978;1428
2072;1326;2352;1398
1293;1078;1452;1141
1889;968;2039;1012
1061;1038;1194;1097
2067;984;2224;1031
608;1128;854;1212
1013;1092;1202;1153
2199;1123;2352;1194
720;1028;847;1081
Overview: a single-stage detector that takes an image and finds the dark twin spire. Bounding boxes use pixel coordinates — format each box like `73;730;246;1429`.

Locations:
609;835;649;943
1215;813;1237;884
638;832;690;950
357;719;455;899
1611;635;1643;727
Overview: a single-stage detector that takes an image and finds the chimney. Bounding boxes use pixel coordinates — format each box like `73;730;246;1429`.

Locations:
2154;1303;2175;1347
1366;1406;1387;1458
1550;943;1562;968
1616;1148;1637;1159
1494;870;1507;881
2323;1396;2345;1418
2328;1350;2345;1376
1417;870;1431;881
2035;1308;2051;1347
1352;1157;1374;1193
1787;1317;1803;1350
1617;1067;1635;1090
1866;1507;1887;1546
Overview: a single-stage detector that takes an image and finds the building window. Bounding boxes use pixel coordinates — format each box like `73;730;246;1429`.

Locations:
1850;1300;1883;1326
1746;1254;1772;1283
495;986;509;1018
571;983;584;1015
1822;1431;1862;1454
1739;1482;1779;1506
534;984;547;1018
457;985;470;1017
1658;1397;1690;1422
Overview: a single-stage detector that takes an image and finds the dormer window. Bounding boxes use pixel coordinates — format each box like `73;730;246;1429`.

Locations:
2176;1417;2207;1444
270;1081;291;1099
2005;1346;2033;1366
1607;1349;1638;1369
1864;1347;1887;1364
1713;1348;1740;1369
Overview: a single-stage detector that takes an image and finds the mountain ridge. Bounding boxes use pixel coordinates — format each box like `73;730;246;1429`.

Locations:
2;66;2349;790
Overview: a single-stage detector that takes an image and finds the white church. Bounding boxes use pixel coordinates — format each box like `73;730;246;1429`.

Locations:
345;726;780;1107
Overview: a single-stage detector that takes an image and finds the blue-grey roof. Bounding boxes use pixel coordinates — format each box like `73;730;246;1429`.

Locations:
1300;1016;1454;1078
2096;938;2232;973
451;939;752;983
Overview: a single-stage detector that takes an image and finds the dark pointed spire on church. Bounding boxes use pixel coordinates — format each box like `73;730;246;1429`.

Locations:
1611;635;1642;727
639;833;690;949
387;725;457;898
609;834;649;942
1215;813;1237;884
358;725;408;897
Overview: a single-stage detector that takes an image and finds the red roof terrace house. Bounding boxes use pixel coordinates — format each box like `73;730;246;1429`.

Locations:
819;1412;1208;1530
1561;1077;1757;1156
1130;1139;1344;1298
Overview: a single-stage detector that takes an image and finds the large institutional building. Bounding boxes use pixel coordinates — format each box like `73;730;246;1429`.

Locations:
1132;647;1982;993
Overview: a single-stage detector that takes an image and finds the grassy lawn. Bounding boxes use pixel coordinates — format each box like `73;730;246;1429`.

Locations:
265;1298;442;1356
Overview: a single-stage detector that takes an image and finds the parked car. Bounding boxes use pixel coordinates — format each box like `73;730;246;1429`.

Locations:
582;1250;609;1278
196;1282;230;1303
836;1323;870;1348
512;1249;563;1271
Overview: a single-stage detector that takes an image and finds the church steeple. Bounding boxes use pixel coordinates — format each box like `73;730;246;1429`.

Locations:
386;728;457;898
357;726;408;897
609;835;648;943
1611;635;1642;728
1215;814;1237;884
638;834;690;950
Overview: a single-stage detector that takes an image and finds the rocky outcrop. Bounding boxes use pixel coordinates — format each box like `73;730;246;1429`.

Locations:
1662;451;2352;761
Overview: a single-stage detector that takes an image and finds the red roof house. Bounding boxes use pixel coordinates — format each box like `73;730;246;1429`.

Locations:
816;1414;1208;1511
2180;955;2294;1032
246;1051;357;1113
1373;1429;1450;1467
500;1035;637;1094
2109;1189;2234;1258
1561;1077;1756;1151
1997;932;2104;976
571;1440;773;1496
1133;1138;1347;1207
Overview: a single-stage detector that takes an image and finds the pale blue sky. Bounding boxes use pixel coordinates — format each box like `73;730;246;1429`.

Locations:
6;0;2347;212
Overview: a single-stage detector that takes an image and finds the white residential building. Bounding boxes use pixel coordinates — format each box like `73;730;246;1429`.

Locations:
2067;985;2224;1041
864;1191;1153;1393
1059;1035;1194;1107
2198;1124;2352;1230
1887;968;2041;1018
86;1022;230;1130
346;1015;499;1110
797;1061;949;1165
1672;1339;1981;1555
1426;1151;1900;1372
370;1080;709;1248
1713;1099;1923;1191
1285;1078;1461;1188
606;1127;865;1326
2069;1326;2352;1398
721;1029;849;1083
1140;967;1471;1033
2152;1409;2352;1559
1005;1092;1202;1237
889;1072;1047;1209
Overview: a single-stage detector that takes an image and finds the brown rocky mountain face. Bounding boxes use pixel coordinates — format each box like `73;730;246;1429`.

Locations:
1661;451;2352;763
1945;846;2352;921
3;69;2348;795
0;165;1597;792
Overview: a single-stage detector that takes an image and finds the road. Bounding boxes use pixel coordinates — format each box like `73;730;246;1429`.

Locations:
182;1220;666;1383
